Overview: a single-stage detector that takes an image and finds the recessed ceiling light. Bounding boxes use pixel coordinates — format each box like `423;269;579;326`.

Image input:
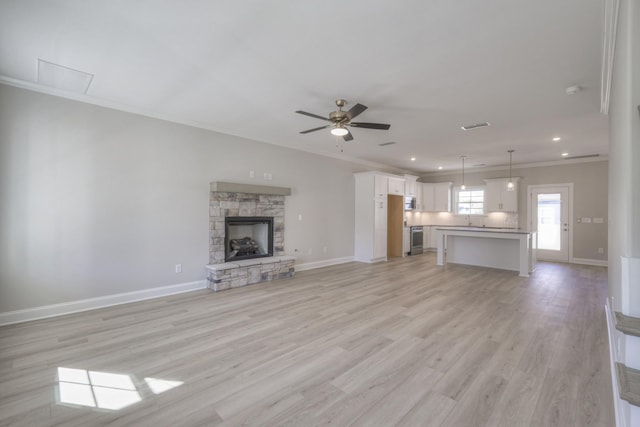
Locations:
410;157;416;161
438;166;443;170
562;152;569;157
552;137;561;141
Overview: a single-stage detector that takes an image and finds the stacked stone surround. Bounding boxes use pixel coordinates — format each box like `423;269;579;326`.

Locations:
207;186;294;291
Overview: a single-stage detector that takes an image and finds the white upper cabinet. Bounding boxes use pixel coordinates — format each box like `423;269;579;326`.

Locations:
434;182;452;212
422;184;435;211
374;175;388;198
388;178;405;196
403;175;419;197
421;182;451;212
484;178;519;212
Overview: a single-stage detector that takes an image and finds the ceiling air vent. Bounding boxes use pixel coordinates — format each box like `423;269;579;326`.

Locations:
563;154;600;160
461;122;490;131
37;59;94;94
378;141;396;146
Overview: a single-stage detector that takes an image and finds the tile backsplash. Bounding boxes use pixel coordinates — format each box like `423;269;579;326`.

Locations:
405;211;519;229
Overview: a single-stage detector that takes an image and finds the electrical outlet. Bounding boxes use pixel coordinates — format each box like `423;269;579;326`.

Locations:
249;170;255;178
175;264;182;273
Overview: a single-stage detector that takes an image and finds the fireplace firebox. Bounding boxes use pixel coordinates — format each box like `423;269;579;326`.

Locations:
225;217;274;262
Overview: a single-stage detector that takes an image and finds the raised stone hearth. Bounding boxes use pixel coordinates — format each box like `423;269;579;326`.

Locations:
207;182;294;291
205;255;295;291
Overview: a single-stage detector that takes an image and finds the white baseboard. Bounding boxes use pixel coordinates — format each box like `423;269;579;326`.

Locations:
571;257;608;267
0;280;208;326
295;256;355;272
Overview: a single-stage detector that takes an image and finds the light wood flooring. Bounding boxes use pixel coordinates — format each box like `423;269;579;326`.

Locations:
0;253;614;426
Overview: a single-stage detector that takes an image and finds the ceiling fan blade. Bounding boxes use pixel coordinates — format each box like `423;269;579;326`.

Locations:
350;122;391;130
300;125;331;134
295;110;330;121
342;130;354;141
345;103;367;120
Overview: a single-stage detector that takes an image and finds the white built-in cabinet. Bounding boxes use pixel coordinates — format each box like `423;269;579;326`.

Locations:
355;172;405;263
388;178;405;195
484;178;519;212
422;182;452;212
374;174;388;198
373;198;387;259
403;175;419;198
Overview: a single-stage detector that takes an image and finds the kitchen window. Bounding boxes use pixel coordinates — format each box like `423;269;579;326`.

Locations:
456;187;485;215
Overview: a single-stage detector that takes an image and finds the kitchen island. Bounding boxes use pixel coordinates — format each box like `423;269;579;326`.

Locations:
435;227;536;277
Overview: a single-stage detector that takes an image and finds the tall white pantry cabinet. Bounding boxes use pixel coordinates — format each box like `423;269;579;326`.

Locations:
354;172;395;263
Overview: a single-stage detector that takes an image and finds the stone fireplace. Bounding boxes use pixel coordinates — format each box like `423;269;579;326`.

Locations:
206;182;295;291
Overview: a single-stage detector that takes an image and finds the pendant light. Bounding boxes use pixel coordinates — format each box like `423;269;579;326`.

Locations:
460;155;467;190
507;149;515;191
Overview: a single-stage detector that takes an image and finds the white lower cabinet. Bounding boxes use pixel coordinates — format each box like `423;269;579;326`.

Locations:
427;226;439;250
403;227;410;255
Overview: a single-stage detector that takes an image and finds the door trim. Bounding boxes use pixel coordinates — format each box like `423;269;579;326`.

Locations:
527;183;574;263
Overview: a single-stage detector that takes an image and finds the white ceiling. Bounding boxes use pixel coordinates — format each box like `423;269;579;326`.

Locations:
0;0;608;174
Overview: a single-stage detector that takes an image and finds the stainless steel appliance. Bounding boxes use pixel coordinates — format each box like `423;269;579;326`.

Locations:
404;196;416;211
410;226;424;255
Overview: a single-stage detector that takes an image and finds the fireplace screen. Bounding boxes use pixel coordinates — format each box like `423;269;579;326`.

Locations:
225;217;274;262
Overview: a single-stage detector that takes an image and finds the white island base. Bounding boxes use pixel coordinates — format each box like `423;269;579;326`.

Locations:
436;228;536;277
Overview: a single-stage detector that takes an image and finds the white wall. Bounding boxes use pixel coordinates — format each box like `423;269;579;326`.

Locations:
0;84;376;313
608;0;640;312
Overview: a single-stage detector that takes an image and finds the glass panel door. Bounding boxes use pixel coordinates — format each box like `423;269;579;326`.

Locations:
530;186;569;262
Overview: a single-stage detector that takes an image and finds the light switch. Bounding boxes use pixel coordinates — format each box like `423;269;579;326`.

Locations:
593;217;604;223
582;217;592;223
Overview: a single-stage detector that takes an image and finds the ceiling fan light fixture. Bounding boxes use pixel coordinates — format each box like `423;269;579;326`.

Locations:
331;127;348;136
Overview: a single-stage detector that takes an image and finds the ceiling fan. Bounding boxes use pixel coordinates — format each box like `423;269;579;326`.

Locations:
296;99;391;141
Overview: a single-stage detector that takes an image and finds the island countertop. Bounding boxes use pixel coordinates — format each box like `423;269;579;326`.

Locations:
434;226;530;234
